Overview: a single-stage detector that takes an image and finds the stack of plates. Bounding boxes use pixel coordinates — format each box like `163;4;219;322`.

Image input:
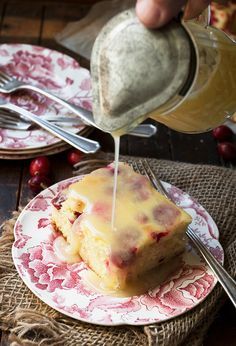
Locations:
0;43;93;160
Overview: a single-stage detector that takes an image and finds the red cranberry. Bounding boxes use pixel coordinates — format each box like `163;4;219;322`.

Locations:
136;212;149;224
110;250;136;269
74;211;82;218
212;125;233;142
28;175;51;194
67;149;83;166
217;142;236;161
29;156;51;176
151;231;169;243
153;204;180;227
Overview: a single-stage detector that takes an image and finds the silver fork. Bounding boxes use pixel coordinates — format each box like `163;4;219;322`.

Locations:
138;159;236;308
73;158;111;174
0;109;157;138
0;110;85;130
0;70;157;138
0;99;100;154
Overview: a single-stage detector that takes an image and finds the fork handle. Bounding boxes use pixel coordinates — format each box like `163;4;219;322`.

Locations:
15;85;157;138
187;229;236;308
0;103;100;154
16;84;95;126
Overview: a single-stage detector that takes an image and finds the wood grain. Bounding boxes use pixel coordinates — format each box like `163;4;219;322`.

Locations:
7;0;102;3
42;3;89;40
126;121;172;159
40;2;92;67
0;2;43;44
0;160;23;225
170;131;221;165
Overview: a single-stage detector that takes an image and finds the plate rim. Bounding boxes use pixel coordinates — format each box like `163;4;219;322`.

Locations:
11;175;224;326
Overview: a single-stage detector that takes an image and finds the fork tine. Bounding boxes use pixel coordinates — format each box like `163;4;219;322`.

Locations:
0;116;31;130
0;111;31;130
73;159;110;169
0;122;22;130
0;70;13;82
0;109;19;120
143;159;169;198
0;73;7;86
138;159;158;186
74;164;106;175
0;116;19;125
73;159;111;175
138;159;148;176
0;109;30;124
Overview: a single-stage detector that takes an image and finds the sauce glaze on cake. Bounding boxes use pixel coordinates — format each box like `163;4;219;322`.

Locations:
51;163;192;290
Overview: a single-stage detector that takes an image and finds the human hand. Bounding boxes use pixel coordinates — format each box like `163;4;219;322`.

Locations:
136;0;211;28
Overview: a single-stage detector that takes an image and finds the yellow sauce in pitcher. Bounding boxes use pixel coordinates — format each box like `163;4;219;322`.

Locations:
150;22;236;133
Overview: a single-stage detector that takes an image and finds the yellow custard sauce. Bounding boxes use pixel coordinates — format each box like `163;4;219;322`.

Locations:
151;23;236;133
82;256;182;297
51;163;192;292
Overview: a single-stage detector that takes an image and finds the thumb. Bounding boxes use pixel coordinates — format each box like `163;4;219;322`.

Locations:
136;0;186;28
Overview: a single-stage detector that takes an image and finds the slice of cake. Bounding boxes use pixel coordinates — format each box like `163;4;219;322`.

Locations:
51;163;192;290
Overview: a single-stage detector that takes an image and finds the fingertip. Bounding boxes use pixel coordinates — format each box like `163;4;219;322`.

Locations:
135;0;162;28
135;0;185;29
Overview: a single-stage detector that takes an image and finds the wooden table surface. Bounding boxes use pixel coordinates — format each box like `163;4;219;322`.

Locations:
0;1;235;345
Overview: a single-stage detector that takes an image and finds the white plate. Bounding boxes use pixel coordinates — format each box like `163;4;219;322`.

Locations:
0;43;92;151
12;176;224;326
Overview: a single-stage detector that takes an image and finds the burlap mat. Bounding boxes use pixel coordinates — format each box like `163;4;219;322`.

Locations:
0;155;235;346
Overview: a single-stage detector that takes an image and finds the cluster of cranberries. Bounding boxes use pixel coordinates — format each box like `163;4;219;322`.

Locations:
212;125;236;162
28;149;83;194
28;156;52;194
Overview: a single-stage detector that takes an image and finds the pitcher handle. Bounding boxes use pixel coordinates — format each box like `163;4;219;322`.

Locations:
185;5;211;27
196;5;211;27
185;4;236;44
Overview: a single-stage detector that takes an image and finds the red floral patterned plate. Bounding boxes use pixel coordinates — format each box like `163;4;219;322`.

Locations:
12;176;224;326
0;43;92;151
0;143;69;160
0;127;92;160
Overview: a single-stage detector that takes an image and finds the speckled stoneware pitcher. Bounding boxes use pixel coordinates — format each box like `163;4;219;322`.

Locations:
91;8;236;135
